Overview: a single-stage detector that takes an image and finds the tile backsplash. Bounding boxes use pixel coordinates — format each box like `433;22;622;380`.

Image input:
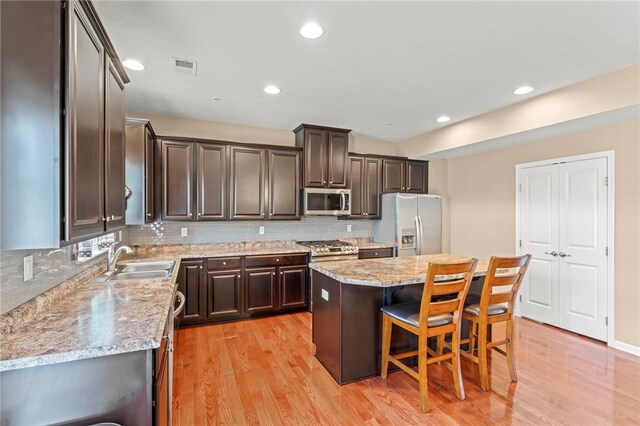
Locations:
0;228;130;315
128;216;374;245
1;217;373;314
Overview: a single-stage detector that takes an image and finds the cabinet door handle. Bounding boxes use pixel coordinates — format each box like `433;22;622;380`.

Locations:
280;271;283;276
200;266;203;269
272;272;275;276
198;212;202;217
105;216;111;223
323;180;326;184
545;251;558;257
276;258;280;262
222;261;226;265
558;252;571;258
146;213;152;218
111;215;115;220
236;274;240;278
374;252;378;256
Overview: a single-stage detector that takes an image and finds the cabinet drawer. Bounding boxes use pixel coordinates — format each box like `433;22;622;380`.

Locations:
207;257;242;270
358;248;394;259
245;253;308;267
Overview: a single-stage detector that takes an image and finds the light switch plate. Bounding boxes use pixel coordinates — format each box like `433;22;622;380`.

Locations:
181;227;188;237
321;289;329;301
23;255;33;281
347;224;352;232
259;226;265;235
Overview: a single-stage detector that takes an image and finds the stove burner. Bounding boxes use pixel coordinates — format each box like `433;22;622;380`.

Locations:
297;240;359;256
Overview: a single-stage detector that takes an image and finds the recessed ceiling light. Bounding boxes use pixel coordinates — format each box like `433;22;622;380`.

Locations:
300;22;324;39
122;59;145;71
264;85;281;95
514;86;534;95
437;116;451;123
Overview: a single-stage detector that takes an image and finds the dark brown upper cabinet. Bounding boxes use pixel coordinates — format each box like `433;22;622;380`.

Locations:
229;146;267;220
268;149;301;220
348;156;381;219
67;1;106;240
382;158;429;194
104;58;126;230
162;140;194;221
406;160;429;193
294;124;351;188
0;1;129;249
197;143;227;220
125;118;156;224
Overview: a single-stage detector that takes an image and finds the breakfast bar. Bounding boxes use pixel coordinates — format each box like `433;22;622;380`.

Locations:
309;254;488;384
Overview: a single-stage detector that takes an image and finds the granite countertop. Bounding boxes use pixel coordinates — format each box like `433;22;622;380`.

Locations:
309;253;488;287
0;241;311;372
339;237;395;250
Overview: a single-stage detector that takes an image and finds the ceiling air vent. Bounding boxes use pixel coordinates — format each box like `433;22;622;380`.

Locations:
172;57;197;76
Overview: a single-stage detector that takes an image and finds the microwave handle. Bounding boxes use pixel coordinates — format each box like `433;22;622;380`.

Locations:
340;192;345;211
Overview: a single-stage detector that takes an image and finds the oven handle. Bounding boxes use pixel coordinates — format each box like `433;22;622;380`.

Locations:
340;191;345;211
174;291;185;318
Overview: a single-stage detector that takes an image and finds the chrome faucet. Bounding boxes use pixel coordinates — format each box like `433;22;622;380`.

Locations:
108;244;134;272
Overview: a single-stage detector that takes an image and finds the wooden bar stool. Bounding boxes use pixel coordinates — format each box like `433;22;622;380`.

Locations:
461;255;532;391
380;259;478;412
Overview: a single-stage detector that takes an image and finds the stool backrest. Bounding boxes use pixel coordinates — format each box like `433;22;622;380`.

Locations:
480;255;532;316
419;259;478;329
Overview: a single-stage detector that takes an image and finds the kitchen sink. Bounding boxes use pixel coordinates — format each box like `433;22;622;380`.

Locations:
120;261;175;273
108;270;171;281
93;261;175;282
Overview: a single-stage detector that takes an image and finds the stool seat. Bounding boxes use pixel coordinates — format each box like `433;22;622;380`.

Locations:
381;302;453;328
463;303;507;317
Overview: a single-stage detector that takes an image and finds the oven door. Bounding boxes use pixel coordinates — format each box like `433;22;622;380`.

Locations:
303;188;351;216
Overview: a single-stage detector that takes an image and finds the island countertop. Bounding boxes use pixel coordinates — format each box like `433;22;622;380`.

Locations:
309;253;488;287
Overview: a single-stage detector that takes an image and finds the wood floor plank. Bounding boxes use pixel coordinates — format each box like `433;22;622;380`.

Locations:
173;313;640;425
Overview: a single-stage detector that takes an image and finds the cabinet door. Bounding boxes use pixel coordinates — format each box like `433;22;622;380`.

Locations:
245;267;277;314
279;265;308;310
382;159;406;193
406;160;429;194
144;127;155;223
207;269;242;320
348;157;364;217
268;150;300;220
197;143;226;220
67;2;105;240
327;131;349;188
177;260;206;324
230;146;266;219
104;59;126;230
162;140;194;220
358;247;394;259
364;157;382;218
303;129;327;187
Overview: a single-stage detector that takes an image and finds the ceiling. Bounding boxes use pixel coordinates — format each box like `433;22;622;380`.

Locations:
95;1;640;142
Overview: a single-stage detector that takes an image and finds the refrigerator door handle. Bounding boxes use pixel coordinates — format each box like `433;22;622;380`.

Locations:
417;216;424;256
414;216;421;255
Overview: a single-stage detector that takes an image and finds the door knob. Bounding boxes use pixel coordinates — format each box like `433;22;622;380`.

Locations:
558;252;571;258
545;251;559;257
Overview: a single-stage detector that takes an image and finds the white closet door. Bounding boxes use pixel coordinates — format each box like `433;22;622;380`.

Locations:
519;164;559;326
557;158;608;341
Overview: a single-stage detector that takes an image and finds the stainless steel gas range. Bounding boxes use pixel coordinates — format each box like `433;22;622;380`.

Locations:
297;240;359;262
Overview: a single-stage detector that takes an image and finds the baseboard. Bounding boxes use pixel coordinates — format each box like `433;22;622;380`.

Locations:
613;340;640;356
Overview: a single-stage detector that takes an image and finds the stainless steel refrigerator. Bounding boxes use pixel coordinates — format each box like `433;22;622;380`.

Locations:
373;193;442;256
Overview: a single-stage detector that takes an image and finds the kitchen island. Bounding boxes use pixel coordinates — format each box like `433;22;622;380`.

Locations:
309;254;488;384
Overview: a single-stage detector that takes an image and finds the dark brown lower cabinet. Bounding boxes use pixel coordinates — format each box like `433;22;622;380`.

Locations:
177;254;309;326
177;259;206;325
245;267;277;315
207;269;242;320
280;265;308;310
358;247;394;259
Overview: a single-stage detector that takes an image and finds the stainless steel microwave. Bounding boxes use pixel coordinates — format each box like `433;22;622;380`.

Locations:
303;188;351;216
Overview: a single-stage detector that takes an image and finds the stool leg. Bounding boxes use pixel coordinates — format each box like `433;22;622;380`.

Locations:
418;333;429;412
469;320;477;356
478;322;490;391
451;329;465;400
381;314;392;379
506;317;518;382
436;333;444;358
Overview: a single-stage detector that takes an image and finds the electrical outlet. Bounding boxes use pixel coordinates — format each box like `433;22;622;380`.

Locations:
321;289;329;301
259;226;265;235
23;255;33;281
181;227;188;237
347;224;352;232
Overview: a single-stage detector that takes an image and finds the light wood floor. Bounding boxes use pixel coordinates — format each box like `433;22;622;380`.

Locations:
173;313;640;425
